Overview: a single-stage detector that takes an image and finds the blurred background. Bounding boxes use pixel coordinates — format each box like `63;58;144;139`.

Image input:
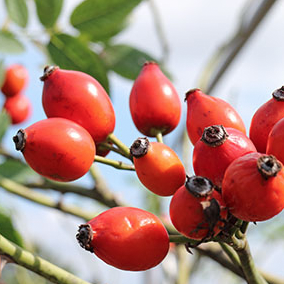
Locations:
0;0;284;283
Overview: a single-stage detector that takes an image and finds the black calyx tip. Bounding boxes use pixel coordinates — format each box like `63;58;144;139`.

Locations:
201;125;229;147
272;86;284;101
13;129;26;151
130;137;150;158
185;176;214;198
40;66;59;81
257;155;282;180
76;224;94;253
184;88;201;102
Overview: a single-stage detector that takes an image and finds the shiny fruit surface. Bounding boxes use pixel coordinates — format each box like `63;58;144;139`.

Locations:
185;89;246;145
13;118;95;182
76;207;169;271
249;87;284;153
130;137;186;196
129;62;181;137
222;152;284;222
193;125;256;187
41;66;115;143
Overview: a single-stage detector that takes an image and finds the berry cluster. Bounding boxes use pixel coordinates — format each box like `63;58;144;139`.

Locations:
1;64;31;124
12;62;284;272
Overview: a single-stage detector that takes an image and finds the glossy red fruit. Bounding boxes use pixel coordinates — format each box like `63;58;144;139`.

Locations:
1;64;29;97
170;176;227;240
13;118;95;182
129;62;181;137
3;94;31;124
266;117;284;165
185;89;246;145
249;86;284;153
40;66;115;143
76;207;169;271
193;125;256;187
130;137;186;196
222;152;284;222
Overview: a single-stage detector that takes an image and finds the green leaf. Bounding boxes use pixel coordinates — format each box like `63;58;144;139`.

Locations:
104;44;158;80
0;159;39;183
47;33;109;92
0;209;24;247
0;31;25;54
34;0;63;28
5;0;28;28
0;110;11;143
70;0;142;42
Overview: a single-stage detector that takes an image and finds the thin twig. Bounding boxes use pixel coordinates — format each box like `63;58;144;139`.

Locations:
230;236;267;284
0;234;93;284
89;164;129;207
0;175;95;221
198;0;277;94
148;0;169;64
94;155;135;171
107;133;132;160
155;132;163;143
25;178;125;208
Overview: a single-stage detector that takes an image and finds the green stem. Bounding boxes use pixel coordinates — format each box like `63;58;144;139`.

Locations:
197;245;284;284
107;133;132;160
98;142;128;157
94;155;135;171
0;234;92;284
169;235;202;247
0;175;95;221
219;242;242;271
26;179;125;208
156;132;163;143
231;236;267;284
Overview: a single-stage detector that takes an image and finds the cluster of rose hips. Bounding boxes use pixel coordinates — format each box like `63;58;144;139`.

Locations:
12;61;284;272
1;64;32;124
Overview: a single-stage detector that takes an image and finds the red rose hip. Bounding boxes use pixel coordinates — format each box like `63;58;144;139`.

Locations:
185;89;246;145
266;117;284;164
41;66;115;143
222;152;284;222
250;86;284;153
13;118;96;182
130;137;186;196
129;62;181;137
1;64;29;97
3;94;32;124
193;125;256;187
170;176;227;240
76;207;169;271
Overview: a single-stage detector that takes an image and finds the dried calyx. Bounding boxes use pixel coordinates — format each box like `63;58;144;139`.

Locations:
130;137;150;158
272;86;284;101
185;176;214;198
76;224;94;253
201;125;229;147
13;129;26;151
184;88;200;102
257;155;282;180
40;66;59;81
